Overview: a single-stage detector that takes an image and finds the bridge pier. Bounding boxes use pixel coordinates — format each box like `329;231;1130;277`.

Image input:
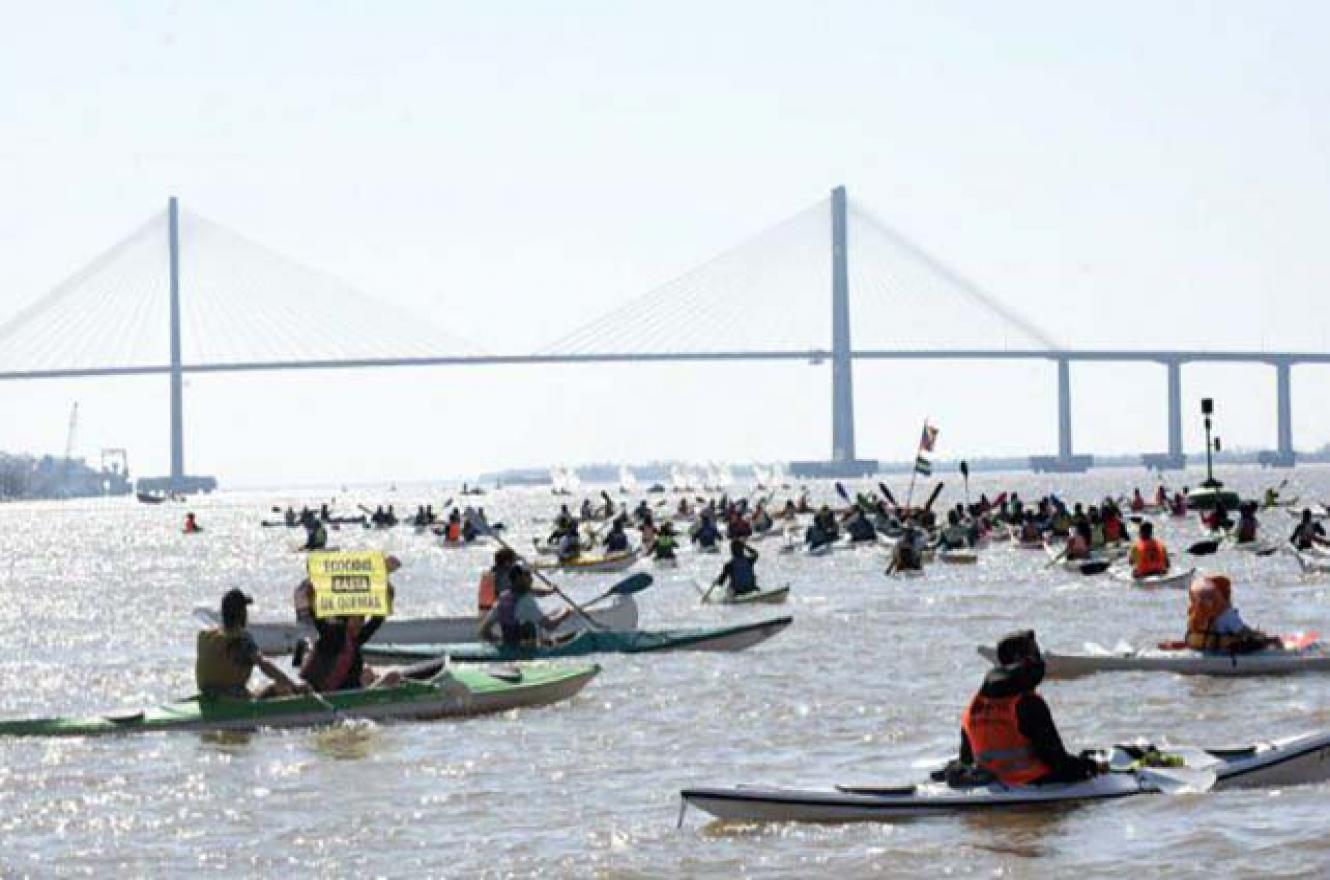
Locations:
1142;359;1186;471
1259;359;1296;468
1030;356;1091;473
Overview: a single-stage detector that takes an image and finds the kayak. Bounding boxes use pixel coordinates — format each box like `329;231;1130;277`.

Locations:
1110;567;1195;591
679;730;1330;823
1187;487;1243;512
888;567;925;578
363;615;793;664
938;550;978;565
534;550;640;574
977;632;1323;678
703;585;790;606
0;663;599;738
194;595;639;654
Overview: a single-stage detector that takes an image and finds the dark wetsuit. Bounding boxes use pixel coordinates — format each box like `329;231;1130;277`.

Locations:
958;663;1097;785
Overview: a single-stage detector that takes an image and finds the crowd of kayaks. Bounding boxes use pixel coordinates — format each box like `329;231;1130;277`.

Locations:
13;476;1330;834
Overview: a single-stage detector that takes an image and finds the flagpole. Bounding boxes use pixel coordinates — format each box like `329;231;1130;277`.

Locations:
905;417;926;511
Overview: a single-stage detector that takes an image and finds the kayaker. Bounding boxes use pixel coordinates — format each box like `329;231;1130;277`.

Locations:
1185;573;1280;653
727;512;753;541
1102;507;1128;544
302;517;328;551
692;513;723;550
478;548;520;612
1130;489;1146;513
752;504;774;534
938;510;970;550
1129;521;1169;579
604;519;631;553
196;589;310;700
645;522;679;561
283;506;298;527
1290;509;1328;551
1064;521;1092;561
184;512;201;534
888;524;924;573
1234;502;1260;544
557;527;583;562
960;630;1101;786
844;508;878;544
713;540;760;596
478;565;571;646
1264;486;1281;507
298;557;403;692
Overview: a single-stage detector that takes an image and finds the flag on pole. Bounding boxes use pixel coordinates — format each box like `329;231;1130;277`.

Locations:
914;422;939;476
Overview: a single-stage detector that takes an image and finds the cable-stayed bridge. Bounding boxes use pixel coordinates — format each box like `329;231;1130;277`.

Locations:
0;188;1315;490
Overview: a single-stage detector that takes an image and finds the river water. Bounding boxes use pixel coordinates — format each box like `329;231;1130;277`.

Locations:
3;465;1330;877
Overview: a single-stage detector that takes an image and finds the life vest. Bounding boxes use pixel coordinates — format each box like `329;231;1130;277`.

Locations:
478;571;498;612
302;627;358;691
446;521;462;542
962;693;1053;787
655;535;677;558
195;628;254;694
1104;518;1124;543
1132;538;1168;578
729;555;757;593
1186;575;1235;651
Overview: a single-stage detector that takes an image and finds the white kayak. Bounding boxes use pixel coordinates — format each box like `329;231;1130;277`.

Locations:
1110;567;1195;590
680;730;1330;823
194;595;640;655
977;632;1324;678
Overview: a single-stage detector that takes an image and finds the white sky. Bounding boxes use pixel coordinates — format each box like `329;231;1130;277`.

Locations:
1;1;1329;485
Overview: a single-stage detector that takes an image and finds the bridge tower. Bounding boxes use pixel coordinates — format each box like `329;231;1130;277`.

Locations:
792;185;877;478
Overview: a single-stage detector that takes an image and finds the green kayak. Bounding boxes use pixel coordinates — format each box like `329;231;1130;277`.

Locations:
0;663;599;738
364;615;794;664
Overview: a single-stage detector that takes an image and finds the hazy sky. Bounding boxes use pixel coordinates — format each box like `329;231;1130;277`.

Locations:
2;1;1329;485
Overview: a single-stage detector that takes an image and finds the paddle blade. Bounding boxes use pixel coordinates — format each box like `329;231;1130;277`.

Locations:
1080;561;1111;576
959;460;969;479
835;482;850;503
1188;540;1221;556
609;572;654;595
924;482;945;511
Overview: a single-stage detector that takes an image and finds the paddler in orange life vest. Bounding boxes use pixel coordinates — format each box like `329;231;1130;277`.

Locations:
1101;506;1128;544
1129;521;1169;579
1185;573;1280;653
477;548;519;612
960;630;1101;786
184;512;201;534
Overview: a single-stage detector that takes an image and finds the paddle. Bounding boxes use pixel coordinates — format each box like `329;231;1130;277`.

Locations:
1077;560;1111;576
878;482;899;510
923;482;945;513
489;533;605;630
581;572;654;609
1043;542;1069;569
960;461;970;508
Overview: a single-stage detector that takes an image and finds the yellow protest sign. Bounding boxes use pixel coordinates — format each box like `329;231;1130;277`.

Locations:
307;551;392;619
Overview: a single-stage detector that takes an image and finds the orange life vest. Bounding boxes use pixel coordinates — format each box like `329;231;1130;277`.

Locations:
447;522;462;542
478;571;498;612
1104;517;1125;543
1132;538;1168;578
1186;575;1233;651
962;692;1053;787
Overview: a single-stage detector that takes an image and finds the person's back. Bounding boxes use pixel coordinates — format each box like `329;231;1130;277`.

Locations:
605;527;629;553
653;532;678;559
719;541;759;595
1130;523;1168;578
305;520;328;550
1235;510;1258;543
961;630;1098;787
195;626;258;698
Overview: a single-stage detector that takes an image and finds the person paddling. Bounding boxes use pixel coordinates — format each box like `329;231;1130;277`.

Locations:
1233;502;1260;544
1290;509;1328;551
1129;521;1170;579
645;521;679;562
960;630;1101;786
603;518;631;553
302;517;328;551
1185;573;1280;653
299;557;403;693
478;565;571;646
712;540;760;597
477;548;520;612
196;589;309;700
184;512;201;534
